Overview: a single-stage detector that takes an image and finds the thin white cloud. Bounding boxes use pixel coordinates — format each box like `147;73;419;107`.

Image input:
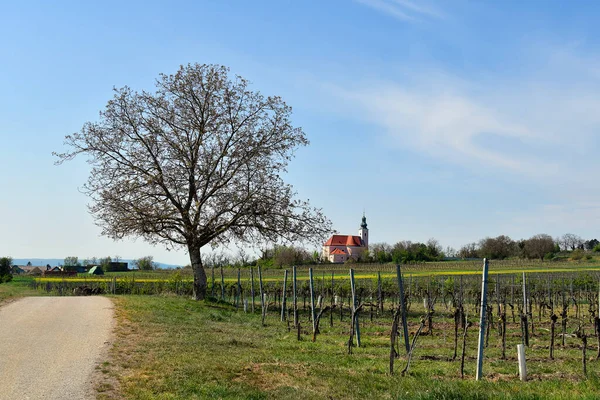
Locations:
390;0;445;19
331;44;600;182
355;0;444;22
355;0;414;21
325;44;600;236
334;80;556;177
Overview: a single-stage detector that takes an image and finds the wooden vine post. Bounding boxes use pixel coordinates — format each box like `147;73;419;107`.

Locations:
475;258;489;381
396;264;410;354
378;271;383;314
350;268;361;347
281;269;288;322
250;267;255;313
511;275;516;323
220;265;225;301
561;287;568;347
597;281;600;359
522;272;530;347
582;333;588;377
293;266;298;328
330;271;335;327
309;268;316;336
236;268;241;309
211;266;215;298
258;266;265;326
550;313;558;359
500;307;507;360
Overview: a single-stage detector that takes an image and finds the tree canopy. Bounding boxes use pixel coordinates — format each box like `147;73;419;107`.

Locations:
0;257;13;283
134;256;157;271
63;256;80;266
55;63;331;299
368;239;445;263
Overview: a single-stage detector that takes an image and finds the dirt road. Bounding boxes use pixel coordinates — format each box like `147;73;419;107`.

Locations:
0;296;114;400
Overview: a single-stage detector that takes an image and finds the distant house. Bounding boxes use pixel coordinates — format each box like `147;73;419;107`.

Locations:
88;266;104;275
11;266;25;275
43;266;77;276
14;264;69;276
106;262;128;272
76;265;92;273
19;266;45;275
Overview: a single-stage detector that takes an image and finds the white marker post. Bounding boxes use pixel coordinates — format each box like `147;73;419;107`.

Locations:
517;344;527;381
476;258;489;381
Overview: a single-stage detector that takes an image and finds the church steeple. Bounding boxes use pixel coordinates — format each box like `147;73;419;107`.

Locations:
358;213;368;248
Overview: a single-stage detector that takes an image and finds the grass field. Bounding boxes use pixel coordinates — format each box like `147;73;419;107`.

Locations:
96;295;600;400
0;276;40;303
5;259;600;399
32;258;600;284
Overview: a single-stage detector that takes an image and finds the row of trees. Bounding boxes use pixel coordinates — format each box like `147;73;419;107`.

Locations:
199;239;444;267
200;232;599;269
458;234;599;261
367;239;444;263
555;234;599;251
201;246;319;270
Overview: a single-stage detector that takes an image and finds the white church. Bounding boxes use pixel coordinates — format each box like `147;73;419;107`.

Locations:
322;214;369;263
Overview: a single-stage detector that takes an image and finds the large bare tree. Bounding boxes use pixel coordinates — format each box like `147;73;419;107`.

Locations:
524;234;555;261
54;63;331;299
561;233;583;251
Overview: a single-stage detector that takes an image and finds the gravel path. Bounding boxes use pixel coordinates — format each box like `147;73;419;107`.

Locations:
0;296;114;400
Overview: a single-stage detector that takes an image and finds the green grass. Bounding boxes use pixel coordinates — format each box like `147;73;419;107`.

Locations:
98;295;600;400
37;259;600;284
0;276;38;303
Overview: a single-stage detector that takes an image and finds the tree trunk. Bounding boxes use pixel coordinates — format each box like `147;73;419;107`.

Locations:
189;243;207;300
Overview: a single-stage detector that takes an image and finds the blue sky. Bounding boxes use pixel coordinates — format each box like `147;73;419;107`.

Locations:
1;0;599;265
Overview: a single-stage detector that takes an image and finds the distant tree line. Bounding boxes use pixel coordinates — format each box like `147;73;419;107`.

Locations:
200;233;600;269
55;234;597;273
199;246;320;270
458;233;599;261
366;239;444;263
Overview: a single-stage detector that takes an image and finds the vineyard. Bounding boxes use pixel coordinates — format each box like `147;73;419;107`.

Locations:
29;259;600;384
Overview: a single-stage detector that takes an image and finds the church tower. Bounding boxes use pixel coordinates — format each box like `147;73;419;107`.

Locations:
358;213;368;248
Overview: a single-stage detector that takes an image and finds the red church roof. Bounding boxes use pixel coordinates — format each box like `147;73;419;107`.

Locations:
324;235;363;247
330;248;347;255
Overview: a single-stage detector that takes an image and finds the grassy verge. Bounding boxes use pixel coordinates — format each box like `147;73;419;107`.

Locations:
99;295;600;399
0;276;38;304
